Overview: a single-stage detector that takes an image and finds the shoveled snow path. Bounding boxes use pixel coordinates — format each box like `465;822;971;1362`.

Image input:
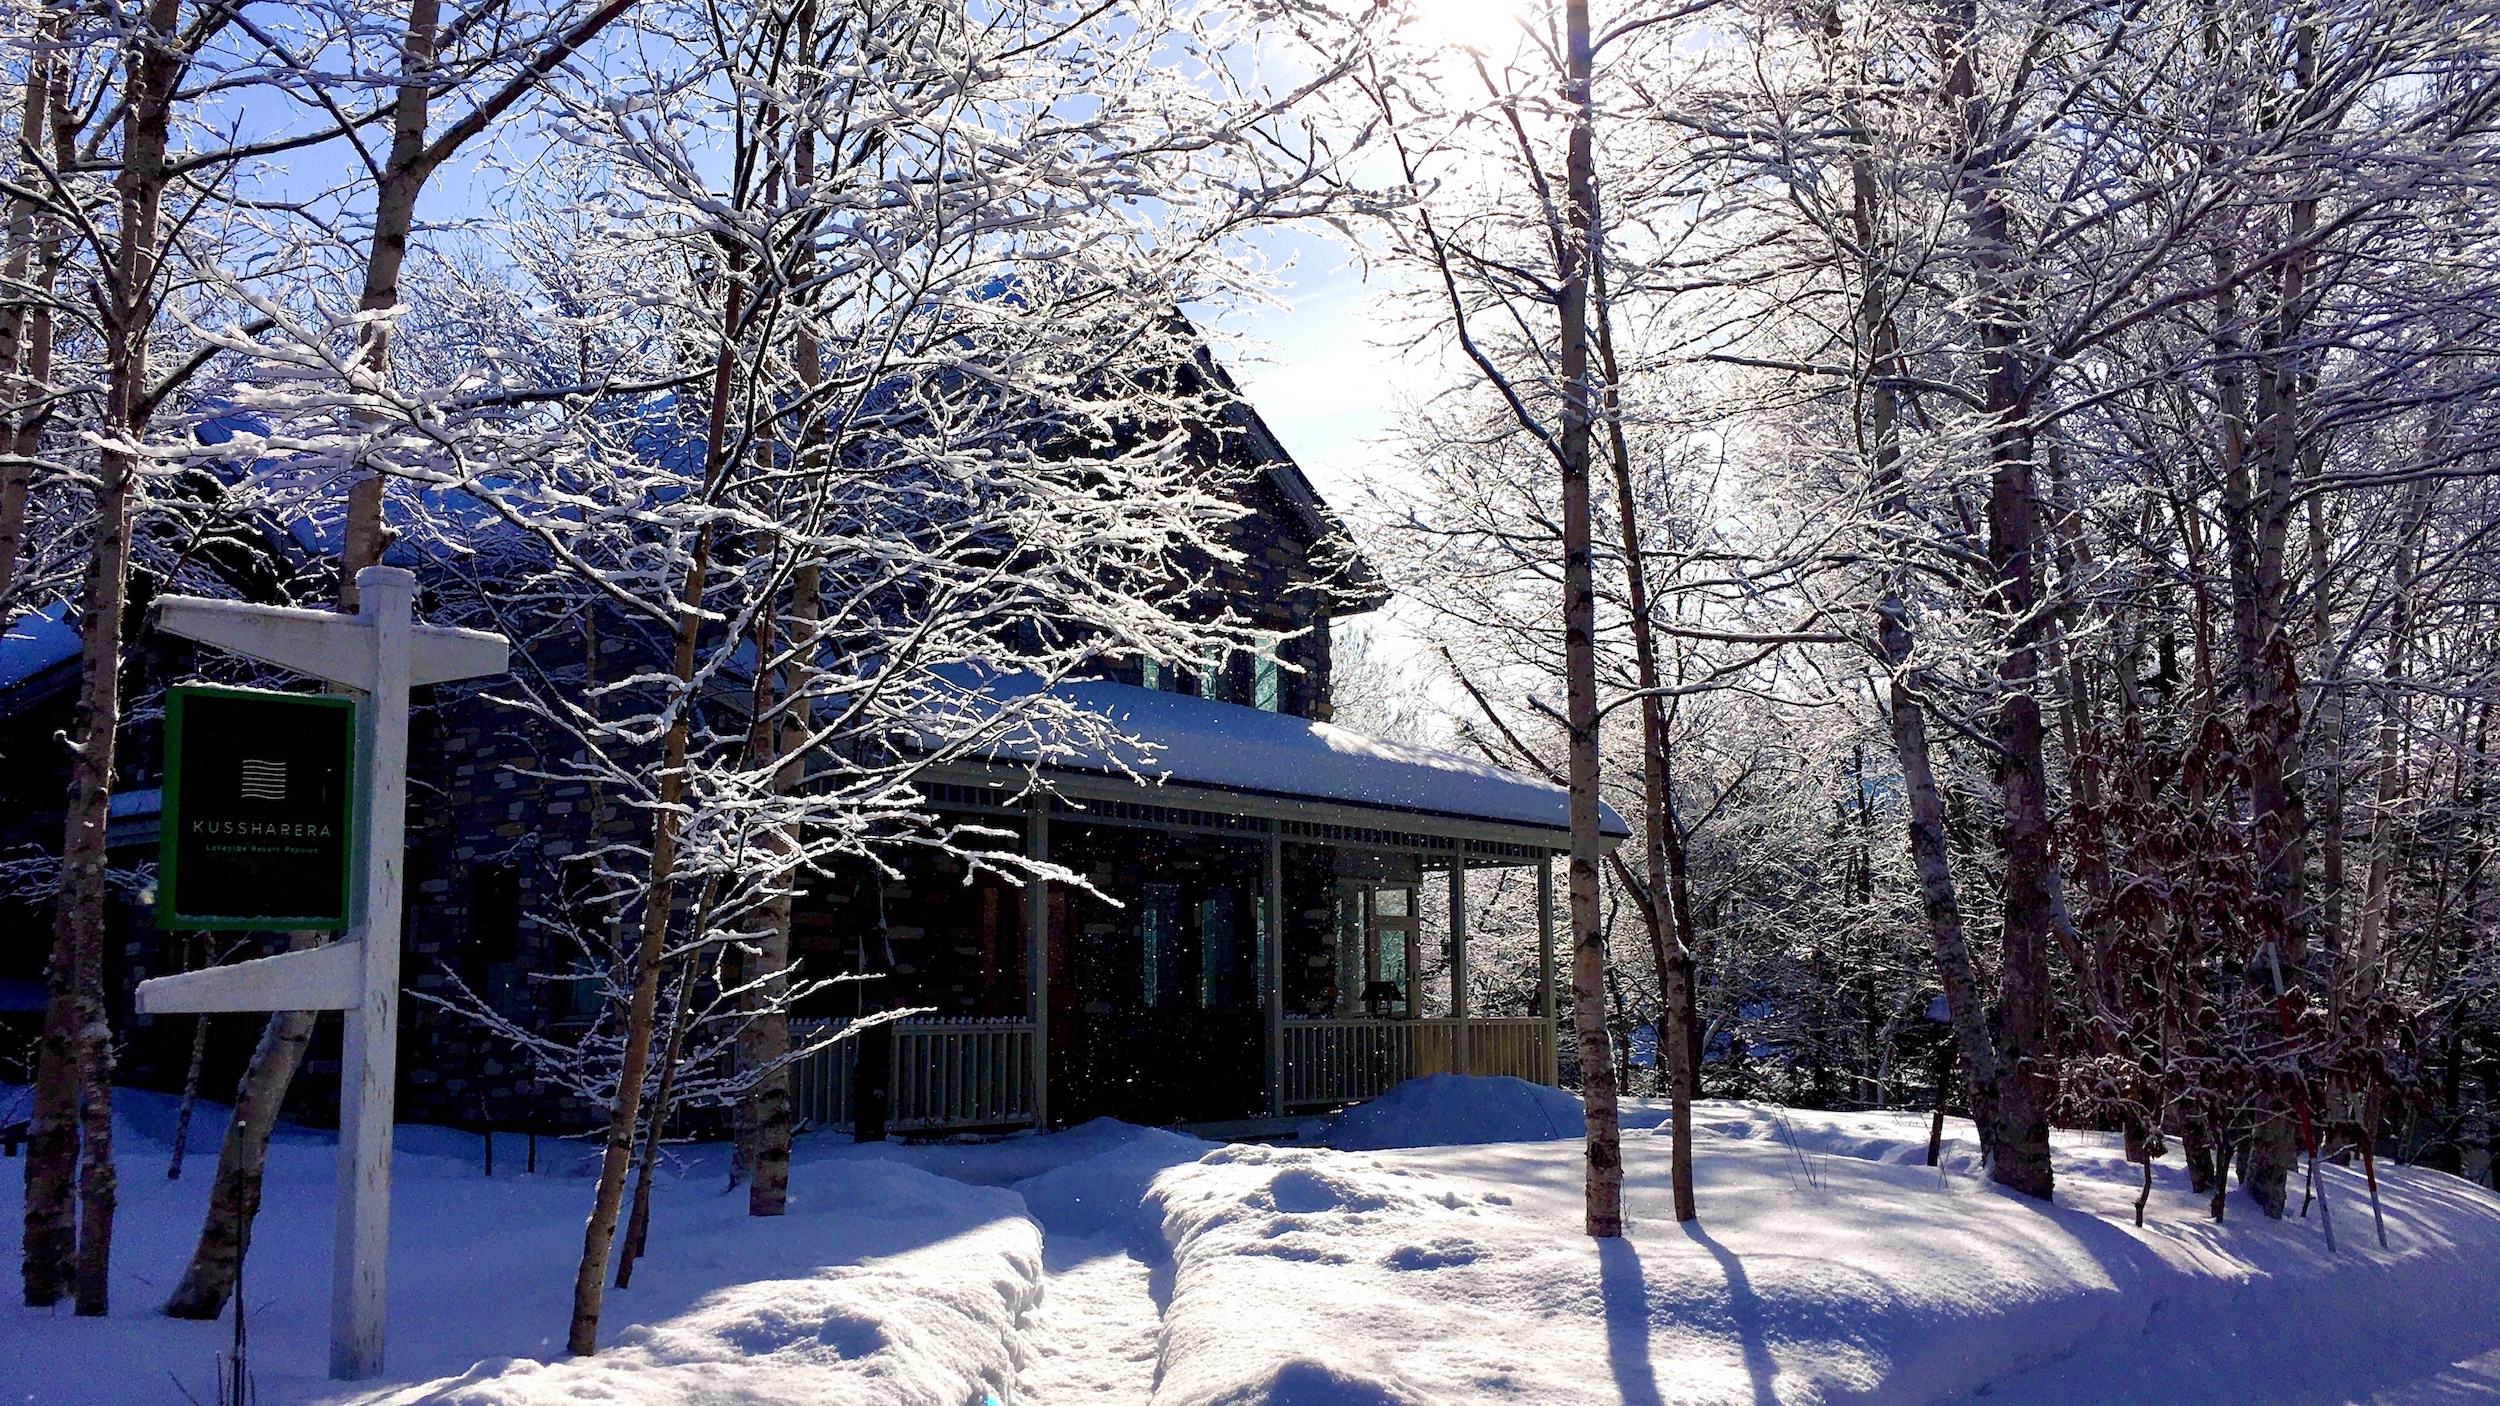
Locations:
997;1124;1211;1404
1013;1235;1165;1402
879;1118;1213;1404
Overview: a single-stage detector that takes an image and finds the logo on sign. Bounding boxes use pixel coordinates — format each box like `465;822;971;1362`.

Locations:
239;759;287;801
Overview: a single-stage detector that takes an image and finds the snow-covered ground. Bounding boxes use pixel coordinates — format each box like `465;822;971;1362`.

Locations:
7;1078;2499;1404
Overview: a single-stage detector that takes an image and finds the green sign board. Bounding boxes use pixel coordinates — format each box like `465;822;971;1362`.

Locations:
158;685;356;930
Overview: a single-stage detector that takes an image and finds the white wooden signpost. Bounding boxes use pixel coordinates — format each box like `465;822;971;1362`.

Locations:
133;566;507;1380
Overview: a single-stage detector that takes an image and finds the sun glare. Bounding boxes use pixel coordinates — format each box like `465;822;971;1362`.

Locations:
1406;0;1538;55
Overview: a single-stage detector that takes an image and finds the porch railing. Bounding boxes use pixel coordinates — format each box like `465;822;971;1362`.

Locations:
788;1013;1553;1130
787;1016;1037;1133
1282;1016;1556;1109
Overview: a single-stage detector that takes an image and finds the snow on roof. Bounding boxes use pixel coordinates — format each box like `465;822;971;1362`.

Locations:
0;602;79;690
953;672;1628;838
108;787;162;820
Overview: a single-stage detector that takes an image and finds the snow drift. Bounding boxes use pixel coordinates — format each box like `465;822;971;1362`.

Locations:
1327;1072;1586;1151
1148;1099;2500;1406
358;1159;1041;1406
14;1084;2500;1406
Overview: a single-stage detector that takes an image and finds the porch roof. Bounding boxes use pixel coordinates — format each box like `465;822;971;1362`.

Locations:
946;673;1629;840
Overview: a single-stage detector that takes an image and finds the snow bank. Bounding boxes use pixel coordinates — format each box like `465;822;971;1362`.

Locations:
358;1158;1039;1406
1146;1101;2500;1405
1010;1118;1211;1249
1327;1074;1586;1151
22;1092;2500;1405
0;1093;1039;1406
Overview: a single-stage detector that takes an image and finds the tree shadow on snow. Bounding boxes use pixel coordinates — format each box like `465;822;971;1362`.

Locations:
1677;1221;1782;1406
1598;1238;1666;1406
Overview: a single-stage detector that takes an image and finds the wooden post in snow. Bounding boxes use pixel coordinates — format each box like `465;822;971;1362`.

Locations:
1538;857;1557;1085
1449;865;1469;1076
1027;795;1050;1131
133;567;506;1379
1266;830;1285;1117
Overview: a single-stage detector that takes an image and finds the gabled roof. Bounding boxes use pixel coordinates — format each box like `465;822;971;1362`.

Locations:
0;602;80;710
1197;348;1388;616
941;671;1627;839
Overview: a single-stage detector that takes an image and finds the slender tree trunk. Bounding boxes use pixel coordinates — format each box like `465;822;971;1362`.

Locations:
24;0;188;1309
1841;26;2011;1169
166;0;451;1308
617;952;701;1288
2235;21;2327;1222
0;9;64;612
1943;0;2055;1200
745;124;822;1216
2355;481;2433;997
164;956;317;1319
167;1006;209;1181
568;276;741;1356
746;560;813;1217
1557;0;1621;1240
1591;262;1693;1221
2308;491;2345;969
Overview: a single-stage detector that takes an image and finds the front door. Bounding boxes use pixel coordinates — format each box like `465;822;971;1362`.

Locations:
1050;823;1265;1125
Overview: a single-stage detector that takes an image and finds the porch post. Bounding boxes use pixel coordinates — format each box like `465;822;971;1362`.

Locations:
1266;828;1285;1117
1448;864;1469;1076
1403;886;1422;1020
1537;855;1557;1085
1027;797;1050;1130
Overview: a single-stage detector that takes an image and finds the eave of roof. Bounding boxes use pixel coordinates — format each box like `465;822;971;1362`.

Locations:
931;672;1629;840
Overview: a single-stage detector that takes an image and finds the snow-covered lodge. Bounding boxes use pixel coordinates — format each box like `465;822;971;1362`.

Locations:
0;386;1623;1138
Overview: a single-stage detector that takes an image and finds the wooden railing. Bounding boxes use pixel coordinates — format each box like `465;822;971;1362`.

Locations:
790;1014;1553;1129
1282;1016;1555;1109
787;1016;1038;1133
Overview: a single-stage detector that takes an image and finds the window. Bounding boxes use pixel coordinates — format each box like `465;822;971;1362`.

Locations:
1198;889;1238;1010
469;865;521;964
1141;658;1163;691
468;863;524;1015
1142;883;1180;1008
1254;654;1280;712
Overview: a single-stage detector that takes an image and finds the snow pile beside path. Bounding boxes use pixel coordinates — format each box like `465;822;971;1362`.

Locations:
1695;1100;1986;1171
361;1159;1039;1406
1012;1118;1210;1248
1328;1073;1584;1151
1147;1102;2500;1405
0;1092;1040;1406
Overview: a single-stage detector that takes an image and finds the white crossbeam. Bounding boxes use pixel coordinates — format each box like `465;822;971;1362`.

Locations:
134;940;362;1013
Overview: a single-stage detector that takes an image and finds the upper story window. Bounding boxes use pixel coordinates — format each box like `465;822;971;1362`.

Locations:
1139;644;1285;713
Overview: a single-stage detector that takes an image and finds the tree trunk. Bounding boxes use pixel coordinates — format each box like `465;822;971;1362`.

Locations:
1557;0;1621;1240
745;559;814;1217
162;0;464;1300
1843;29;2011;1171
164;966;317;1320
567;276;741;1356
617;952;701;1288
0;8;64;612
2307;492;2345;969
1592;260;1693;1222
167;1007;210;1181
2355;480;2434;998
1943;0;2055;1200
23;0;188;1309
